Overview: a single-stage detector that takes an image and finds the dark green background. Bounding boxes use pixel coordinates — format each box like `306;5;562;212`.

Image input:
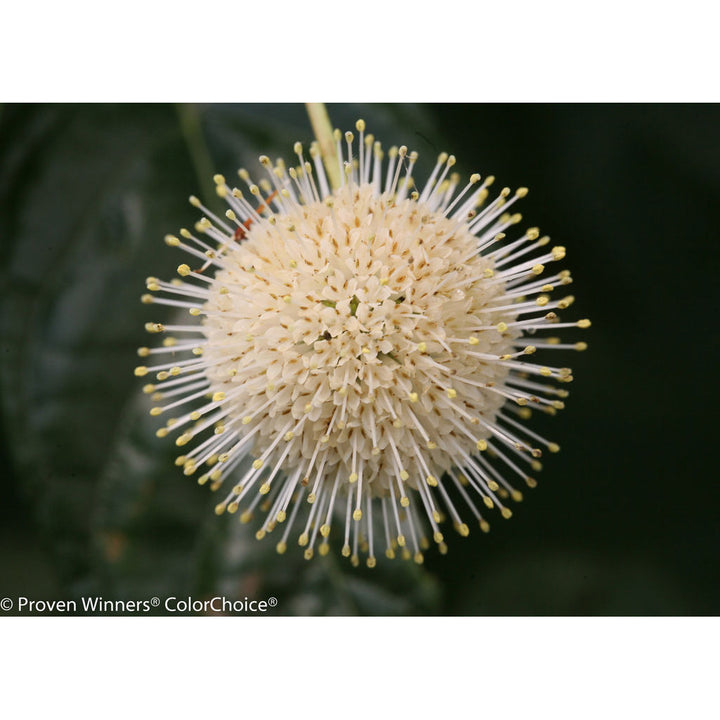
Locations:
0;103;717;615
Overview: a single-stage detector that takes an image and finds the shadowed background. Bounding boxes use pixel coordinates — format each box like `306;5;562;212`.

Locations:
0;103;717;615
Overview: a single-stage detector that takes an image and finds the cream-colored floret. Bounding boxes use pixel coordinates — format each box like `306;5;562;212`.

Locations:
201;184;516;496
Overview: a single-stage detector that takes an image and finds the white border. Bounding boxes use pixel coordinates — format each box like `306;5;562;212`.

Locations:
2;1;718;101
1;617;717;717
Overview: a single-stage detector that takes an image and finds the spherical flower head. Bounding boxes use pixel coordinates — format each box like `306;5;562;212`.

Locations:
137;120;589;568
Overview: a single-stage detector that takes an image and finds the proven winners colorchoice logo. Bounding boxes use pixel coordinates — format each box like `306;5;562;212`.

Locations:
3;596;278;614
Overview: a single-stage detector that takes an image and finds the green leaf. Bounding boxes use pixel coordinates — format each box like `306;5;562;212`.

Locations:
1;104;197;589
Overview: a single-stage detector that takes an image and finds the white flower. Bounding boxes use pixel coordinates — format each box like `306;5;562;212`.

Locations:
136;119;590;567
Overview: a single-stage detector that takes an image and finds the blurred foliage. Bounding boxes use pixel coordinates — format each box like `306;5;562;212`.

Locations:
0;104;444;615
0;104;717;615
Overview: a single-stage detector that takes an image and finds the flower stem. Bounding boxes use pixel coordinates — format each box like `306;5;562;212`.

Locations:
305;102;340;191
175;103;222;215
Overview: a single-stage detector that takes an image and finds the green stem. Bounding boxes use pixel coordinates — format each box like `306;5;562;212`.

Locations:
175;103;222;214
305;102;341;191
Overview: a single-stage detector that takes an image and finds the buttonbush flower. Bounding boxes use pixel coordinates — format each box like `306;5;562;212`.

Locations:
136;115;589;567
